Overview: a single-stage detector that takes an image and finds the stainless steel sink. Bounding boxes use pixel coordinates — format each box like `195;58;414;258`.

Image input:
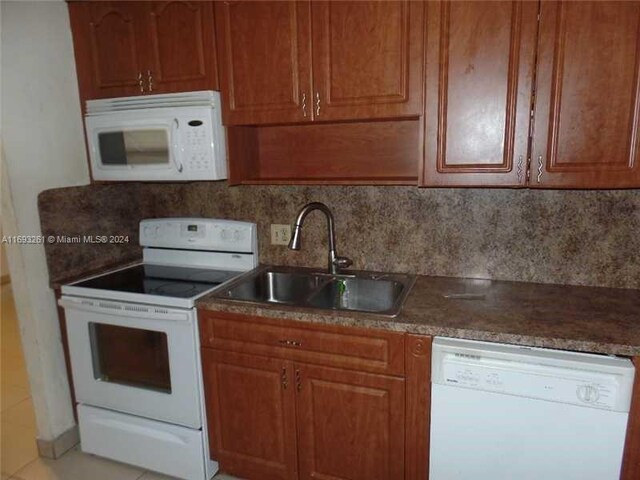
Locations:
224;270;324;304
307;277;406;313
219;266;415;317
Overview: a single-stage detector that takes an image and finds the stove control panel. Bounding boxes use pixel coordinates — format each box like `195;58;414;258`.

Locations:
140;218;257;254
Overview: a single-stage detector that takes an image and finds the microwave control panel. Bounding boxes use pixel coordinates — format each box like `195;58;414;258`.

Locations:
181;118;213;173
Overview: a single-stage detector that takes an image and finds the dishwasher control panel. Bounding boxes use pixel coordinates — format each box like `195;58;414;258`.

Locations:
433;337;635;413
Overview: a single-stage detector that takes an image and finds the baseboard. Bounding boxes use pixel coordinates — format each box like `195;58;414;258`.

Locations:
37;425;79;459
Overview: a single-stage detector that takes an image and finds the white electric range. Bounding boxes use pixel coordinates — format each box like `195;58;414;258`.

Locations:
59;218;258;480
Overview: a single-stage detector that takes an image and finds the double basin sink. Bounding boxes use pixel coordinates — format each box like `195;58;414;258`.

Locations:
216;265;416;317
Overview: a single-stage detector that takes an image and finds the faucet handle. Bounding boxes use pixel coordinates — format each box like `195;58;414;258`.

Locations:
333;256;353;270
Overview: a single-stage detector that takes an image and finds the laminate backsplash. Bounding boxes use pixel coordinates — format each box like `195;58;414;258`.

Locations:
39;183;640;289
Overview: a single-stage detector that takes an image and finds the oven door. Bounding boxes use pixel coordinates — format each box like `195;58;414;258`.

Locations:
60;296;201;429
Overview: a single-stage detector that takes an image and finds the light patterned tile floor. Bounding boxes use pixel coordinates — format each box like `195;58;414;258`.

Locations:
1;284;40;477
1;284;242;480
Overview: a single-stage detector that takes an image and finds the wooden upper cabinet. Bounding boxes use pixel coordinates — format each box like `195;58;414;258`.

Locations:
310;1;424;121
68;1;218;104
215;1;313;125
531;1;640;188
201;349;298;480
216;0;423;125
422;1;539;187
68;1;147;99
295;364;405;480
143;1;218;94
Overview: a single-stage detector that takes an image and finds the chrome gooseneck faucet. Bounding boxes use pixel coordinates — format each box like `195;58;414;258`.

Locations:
289;202;353;275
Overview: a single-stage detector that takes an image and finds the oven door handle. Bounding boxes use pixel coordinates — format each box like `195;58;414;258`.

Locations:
58;297;191;323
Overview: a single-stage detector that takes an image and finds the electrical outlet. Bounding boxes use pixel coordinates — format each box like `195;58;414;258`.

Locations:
271;224;292;245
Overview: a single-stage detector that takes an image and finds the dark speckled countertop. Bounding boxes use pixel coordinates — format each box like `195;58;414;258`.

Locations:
196;270;640;356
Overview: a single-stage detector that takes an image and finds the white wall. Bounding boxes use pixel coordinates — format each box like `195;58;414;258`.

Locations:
1;0;90;442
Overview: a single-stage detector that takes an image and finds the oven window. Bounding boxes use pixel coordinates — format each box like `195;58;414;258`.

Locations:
98;129;169;166
89;323;171;393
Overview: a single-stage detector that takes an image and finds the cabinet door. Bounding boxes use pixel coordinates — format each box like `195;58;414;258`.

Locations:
201;350;298;480
143;1;219;94
68;1;147;101
310;1;424;121
215;1;313;125
296;364;405;480
531;1;640;188
422;1;538;187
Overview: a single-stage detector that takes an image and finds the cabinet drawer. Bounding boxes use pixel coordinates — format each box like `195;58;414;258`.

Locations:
199;311;404;376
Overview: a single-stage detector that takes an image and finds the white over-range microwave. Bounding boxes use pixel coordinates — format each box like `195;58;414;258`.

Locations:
84;91;227;182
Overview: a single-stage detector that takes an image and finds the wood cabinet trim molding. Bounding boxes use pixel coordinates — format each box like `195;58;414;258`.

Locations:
405;334;432;480
621;356;640;480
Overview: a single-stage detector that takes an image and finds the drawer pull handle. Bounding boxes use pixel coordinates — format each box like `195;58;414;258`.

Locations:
137;72;145;93
278;339;302;347
281;367;288;389
517;155;523;183
295;369;302;391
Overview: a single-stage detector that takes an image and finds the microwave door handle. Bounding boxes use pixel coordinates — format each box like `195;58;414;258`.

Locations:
172;118;183;173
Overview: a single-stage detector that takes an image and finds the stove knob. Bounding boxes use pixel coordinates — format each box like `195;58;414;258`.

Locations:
233;230;242;241
221;229;231;241
143;225;158;238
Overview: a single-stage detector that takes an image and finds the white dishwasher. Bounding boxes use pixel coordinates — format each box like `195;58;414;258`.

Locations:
430;337;635;480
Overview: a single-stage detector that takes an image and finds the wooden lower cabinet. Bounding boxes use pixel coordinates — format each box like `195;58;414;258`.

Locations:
296;364;405;480
201;350;298;480
203;349;406;480
199;312;422;480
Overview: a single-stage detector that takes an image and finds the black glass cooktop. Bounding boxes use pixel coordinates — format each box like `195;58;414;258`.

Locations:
74;264;239;299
